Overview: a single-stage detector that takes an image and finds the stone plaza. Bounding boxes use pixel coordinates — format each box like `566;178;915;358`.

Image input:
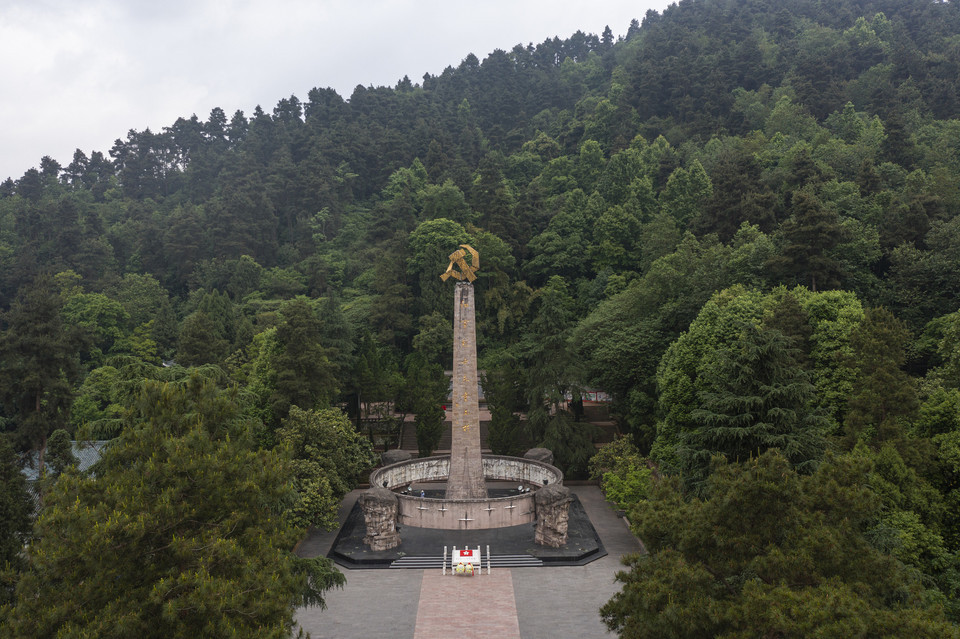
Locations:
295;484;643;638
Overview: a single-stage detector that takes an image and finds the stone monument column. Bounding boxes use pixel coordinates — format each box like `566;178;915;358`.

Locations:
358;487;401;550
442;246;486;500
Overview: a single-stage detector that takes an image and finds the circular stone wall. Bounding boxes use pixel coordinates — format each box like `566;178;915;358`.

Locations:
368;455;564;530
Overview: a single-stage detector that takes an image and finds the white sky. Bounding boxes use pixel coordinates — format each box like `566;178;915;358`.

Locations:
0;0;673;181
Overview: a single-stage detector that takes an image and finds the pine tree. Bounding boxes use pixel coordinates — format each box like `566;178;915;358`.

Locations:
762;290;813;368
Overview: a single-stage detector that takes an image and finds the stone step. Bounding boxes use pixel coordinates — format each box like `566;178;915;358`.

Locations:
389;554;543;569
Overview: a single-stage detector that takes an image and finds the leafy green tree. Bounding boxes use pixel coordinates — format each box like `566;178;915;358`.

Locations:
636;210;682;274
316;292;355;387
71;365;124;435
412;310;453;367
659;160;713;228
865;441;959;610
105;273;170;329
601;451;958;639
151;299;179;360
590;204;641;273
420;181;475;226
406;218;471;318
470;153;520;248
60;290;130;367
277;406;376;530
525;189;593;285
696;147;775;240
4;377;343;638
347;330;402;430
887;217;960;333
575;140;606;194
588;436;652;512
573;234;740;448
653;286;864;468
43;429;75;477
522;276;596;474
653;286;766;468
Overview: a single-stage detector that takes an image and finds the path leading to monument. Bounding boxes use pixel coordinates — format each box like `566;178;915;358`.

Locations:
294;485;643;639
414;570;520;638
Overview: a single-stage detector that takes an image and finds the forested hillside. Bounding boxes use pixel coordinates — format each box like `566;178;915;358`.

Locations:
3;0;960;635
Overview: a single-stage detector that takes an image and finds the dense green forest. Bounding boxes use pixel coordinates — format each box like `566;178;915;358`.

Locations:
3;0;960;635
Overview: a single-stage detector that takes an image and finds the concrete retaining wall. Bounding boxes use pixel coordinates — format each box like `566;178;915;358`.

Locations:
368;455;564;530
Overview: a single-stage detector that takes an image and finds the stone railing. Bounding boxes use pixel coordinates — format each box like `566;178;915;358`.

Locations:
367;455;564;530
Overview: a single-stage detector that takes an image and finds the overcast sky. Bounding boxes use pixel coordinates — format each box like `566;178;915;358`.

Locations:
0;0;674;181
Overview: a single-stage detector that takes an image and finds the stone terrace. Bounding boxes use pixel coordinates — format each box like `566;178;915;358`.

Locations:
295;484;644;639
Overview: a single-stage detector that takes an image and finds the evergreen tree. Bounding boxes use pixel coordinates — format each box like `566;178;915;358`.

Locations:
660;160;713;228
43;428;75;476
681;322;828;491
762;290;813;368
481;358;526;456
844;307;918;445
522;276;597;473
601;451;958;639
0;275;79;473
400;352;448;458
4;377;343;638
317;292;355;387
768;188;844;292
270;298;338;424
176;310;229;366
0;436;33;607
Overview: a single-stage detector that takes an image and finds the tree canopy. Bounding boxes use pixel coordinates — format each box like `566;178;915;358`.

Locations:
2;0;960;633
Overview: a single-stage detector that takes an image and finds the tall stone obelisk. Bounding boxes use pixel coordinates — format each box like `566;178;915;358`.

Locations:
442;246;486;499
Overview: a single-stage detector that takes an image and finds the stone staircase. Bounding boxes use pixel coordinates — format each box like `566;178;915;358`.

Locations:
389;554;543;569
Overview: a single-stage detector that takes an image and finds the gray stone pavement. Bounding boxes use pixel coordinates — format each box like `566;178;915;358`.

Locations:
294;485;643;639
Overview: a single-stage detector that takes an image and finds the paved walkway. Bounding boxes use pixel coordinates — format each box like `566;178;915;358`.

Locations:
294;485;643;639
415;570;521;638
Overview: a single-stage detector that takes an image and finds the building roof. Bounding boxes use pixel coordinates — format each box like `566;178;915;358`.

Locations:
21;440;111;481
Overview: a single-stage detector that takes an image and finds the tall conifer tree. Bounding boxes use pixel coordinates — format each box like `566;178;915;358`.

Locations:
0;274;79;472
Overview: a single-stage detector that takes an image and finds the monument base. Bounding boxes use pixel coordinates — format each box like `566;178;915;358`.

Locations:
326;490;606;569
369;455;563;531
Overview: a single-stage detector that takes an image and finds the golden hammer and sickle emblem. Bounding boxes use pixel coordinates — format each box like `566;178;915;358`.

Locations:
440;244;479;282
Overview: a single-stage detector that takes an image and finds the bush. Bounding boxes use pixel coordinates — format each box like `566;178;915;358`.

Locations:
589;435;653;510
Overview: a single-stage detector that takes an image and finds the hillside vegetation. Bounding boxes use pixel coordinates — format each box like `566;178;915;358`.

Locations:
2;0;960;635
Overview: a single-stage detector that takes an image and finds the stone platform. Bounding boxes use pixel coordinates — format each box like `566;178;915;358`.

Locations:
368;455;564;530
294;485;644;639
329;489;605;568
